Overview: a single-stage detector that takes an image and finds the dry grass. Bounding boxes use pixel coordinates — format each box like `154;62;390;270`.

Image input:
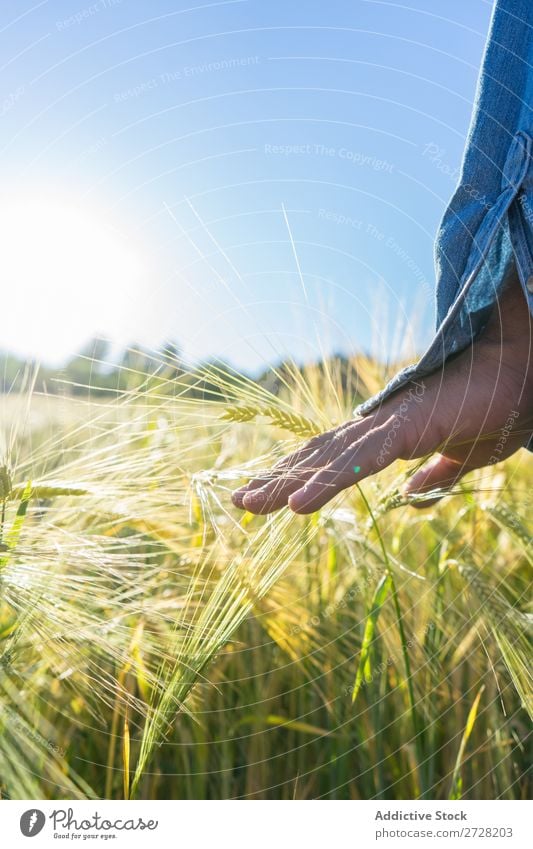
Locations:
0;356;531;800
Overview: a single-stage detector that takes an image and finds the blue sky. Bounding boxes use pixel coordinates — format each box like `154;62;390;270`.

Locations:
0;0;493;370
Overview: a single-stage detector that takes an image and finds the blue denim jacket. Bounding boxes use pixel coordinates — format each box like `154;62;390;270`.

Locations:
355;0;533;451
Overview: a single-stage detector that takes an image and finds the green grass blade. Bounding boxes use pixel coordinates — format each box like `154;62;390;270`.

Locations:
449;685;485;800
0;480;32;570
352;573;391;703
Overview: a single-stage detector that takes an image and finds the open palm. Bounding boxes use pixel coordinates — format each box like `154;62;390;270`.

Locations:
232;275;533;514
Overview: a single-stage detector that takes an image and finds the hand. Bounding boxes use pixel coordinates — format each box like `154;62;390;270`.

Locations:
232;272;533;514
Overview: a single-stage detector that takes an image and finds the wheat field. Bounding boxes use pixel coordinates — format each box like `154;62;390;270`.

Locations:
0;355;531;800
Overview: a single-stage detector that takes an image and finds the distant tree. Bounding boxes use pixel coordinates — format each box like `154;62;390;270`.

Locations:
151;341;181;389
62;337;112;393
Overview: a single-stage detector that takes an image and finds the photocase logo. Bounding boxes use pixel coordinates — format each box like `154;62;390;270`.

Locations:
20;809;46;837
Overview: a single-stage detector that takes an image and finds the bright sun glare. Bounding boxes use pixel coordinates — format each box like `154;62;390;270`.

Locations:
0;196;144;364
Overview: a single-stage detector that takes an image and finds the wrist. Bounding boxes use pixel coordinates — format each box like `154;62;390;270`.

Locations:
480;270;533;400
484;268;533;342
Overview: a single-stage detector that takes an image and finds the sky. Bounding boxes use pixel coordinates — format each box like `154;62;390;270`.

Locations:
0;0;494;371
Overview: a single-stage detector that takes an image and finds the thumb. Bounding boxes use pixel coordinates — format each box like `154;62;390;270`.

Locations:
403;454;468;508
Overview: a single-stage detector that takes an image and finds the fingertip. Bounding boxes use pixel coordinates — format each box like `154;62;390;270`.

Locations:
287;490;302;513
232;478;270;510
403;455;464;509
241;492;262;513
231;490;247;509
403;489;444;509
403;474;445;508
242;491;279;515
288;488;317;515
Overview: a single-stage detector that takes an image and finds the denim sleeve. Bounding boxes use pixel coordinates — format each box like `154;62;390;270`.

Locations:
355;0;533;450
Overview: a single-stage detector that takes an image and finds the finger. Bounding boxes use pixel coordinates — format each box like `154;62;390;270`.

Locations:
403;454;469;508
288;416;415;514
232;389;417;511
231;475;276;508
241;418;378;514
231;425;344;508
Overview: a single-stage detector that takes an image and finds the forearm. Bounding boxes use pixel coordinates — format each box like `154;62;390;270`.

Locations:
477;270;533;442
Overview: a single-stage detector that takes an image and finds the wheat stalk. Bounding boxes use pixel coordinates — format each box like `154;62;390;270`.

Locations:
221;404;320;438
481;502;532;556
0;467;12;500
458;562;532;718
9;483;89;499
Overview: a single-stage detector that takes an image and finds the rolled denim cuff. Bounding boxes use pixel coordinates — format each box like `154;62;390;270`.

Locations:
355;132;533;452
355;0;533;454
